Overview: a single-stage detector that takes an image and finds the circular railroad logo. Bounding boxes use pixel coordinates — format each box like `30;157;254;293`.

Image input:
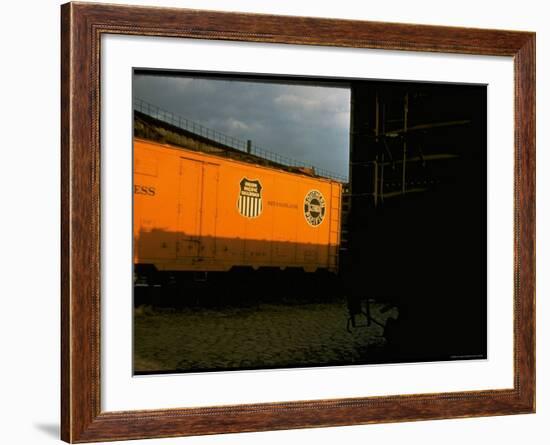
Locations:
304;190;326;227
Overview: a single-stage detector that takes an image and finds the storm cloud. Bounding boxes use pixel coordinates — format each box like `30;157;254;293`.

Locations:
133;74;351;180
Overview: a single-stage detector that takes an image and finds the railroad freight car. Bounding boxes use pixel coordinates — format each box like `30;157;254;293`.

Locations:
133;138;343;276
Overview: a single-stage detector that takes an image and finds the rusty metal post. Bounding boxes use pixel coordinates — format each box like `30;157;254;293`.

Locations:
380;152;385;203
373;160;378;207
402;92;409;194
373;93;380;207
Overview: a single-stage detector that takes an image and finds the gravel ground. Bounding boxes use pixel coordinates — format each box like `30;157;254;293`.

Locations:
134;301;398;373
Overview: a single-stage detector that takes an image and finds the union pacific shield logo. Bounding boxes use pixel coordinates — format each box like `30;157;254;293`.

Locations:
237;178;263;218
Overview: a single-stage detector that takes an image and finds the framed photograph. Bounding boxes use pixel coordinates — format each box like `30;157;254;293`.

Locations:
61;2;535;442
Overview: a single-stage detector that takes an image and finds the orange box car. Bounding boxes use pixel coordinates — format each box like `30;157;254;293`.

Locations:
134;138;342;274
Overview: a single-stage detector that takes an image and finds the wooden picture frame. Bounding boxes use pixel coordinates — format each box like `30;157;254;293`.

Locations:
61;2;535;442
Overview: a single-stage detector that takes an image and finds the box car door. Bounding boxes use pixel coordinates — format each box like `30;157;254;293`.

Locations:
198;162;219;258
177;157;219;260
177;157;203;258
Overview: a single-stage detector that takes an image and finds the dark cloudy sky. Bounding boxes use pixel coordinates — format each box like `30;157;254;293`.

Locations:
133;73;351;180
